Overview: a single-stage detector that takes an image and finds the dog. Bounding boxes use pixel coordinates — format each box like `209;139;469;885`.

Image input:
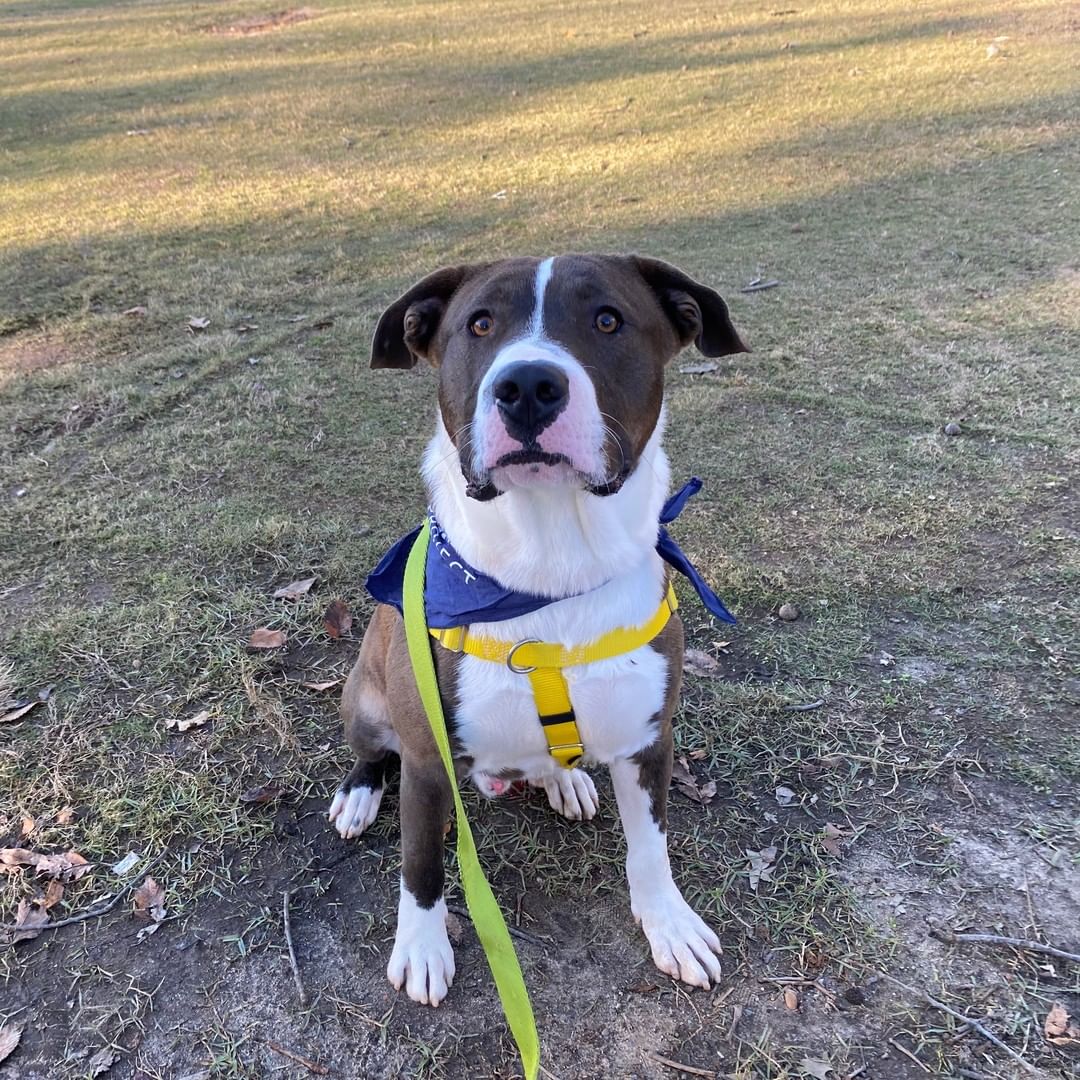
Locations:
330;254;747;1006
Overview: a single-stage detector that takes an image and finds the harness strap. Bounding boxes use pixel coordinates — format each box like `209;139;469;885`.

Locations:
430;583;678;769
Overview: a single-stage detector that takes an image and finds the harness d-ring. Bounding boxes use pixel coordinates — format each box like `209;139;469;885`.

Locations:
506;639;540;674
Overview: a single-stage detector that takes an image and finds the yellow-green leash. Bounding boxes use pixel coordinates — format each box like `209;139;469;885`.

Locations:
402;519;540;1080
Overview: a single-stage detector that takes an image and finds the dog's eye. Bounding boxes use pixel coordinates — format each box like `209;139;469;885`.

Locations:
469;312;494;337
595;308;621;334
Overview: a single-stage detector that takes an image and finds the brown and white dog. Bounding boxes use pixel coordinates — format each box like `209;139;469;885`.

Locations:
330;254;747;1006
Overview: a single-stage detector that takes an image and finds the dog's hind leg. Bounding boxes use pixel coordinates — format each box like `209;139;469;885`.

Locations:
330;612;400;839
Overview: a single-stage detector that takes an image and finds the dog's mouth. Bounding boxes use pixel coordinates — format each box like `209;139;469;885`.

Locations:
494;448;571;469
463;453;631;501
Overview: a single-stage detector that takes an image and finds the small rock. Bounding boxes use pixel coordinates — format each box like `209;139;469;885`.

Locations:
778;603;800;621
943;421;962;436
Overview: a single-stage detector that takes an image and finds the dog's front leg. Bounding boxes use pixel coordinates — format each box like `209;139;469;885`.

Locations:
387;753;456;1006
611;738;723;989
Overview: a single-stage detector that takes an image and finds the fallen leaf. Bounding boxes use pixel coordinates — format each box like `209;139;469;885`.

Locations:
121;305;147;316
800;1059;833;1080
187;316;210;331
0;847;39;872
0;701;39;724
746;845;778;891
311;317;335;330
301;679;341;692
133;876;166;922
88;1047;119;1076
41;878;64;910
670;755;716;804
627;980;661;994
684;648;719;676
1045;1002;1080;1045
821;823;847;856
165;709;210;733
0;1022;23;1064
20;816;36;838
249;627;286;649
240;782;284;805
10;898;50;942
233;323;258;333
274;576;316;600
136;921;162;941
445;911;464;944
323;600;353;639
56;806;76;825
679;361;719;375
784;987;800;1010
774;785;796;807
671;756;696;786
35;850;92;881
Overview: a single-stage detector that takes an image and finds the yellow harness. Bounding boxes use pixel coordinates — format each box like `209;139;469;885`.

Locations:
429;583;678;768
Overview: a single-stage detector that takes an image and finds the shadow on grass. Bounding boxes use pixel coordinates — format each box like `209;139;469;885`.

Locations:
2;9;993;156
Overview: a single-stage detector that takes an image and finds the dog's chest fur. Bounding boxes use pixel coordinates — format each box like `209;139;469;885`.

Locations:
424;417;676;778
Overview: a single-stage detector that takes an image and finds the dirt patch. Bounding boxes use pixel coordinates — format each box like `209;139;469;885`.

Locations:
4;774;1077;1079
208;8;318;36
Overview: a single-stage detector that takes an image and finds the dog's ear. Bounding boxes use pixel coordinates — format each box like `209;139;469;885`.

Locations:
631;256;749;358
371;264;490;369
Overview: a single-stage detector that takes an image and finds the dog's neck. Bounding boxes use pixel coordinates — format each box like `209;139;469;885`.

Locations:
422;412;670;599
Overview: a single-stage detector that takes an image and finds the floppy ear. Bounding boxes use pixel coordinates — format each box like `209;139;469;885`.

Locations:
371;264;489;369
632;256;749;358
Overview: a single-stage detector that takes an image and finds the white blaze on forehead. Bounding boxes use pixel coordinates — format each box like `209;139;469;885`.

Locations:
470;253;607;481
529;256;555;339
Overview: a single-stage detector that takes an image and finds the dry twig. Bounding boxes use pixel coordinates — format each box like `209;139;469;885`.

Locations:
645;1050;717;1078
446;903;549;946
0;852;167;939
283;888;308;1007
930;928;1080;965
876;971;1036;1074
887;1037;931;1073
267;1040;328;1075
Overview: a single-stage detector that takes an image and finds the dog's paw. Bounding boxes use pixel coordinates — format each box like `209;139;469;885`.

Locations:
533;768;599;821
387;898;456;1006
328;784;383;839
637;895;722;989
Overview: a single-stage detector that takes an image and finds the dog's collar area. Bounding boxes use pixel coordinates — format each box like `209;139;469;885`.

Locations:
365;477;737;629
429;584;678;769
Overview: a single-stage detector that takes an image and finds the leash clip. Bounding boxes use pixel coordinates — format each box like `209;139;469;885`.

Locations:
506;639;540;674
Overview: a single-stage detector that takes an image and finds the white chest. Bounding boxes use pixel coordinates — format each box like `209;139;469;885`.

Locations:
450;554;672;778
453;646;669;777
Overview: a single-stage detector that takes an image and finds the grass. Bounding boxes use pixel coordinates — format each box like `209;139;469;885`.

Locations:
1;0;1078;1077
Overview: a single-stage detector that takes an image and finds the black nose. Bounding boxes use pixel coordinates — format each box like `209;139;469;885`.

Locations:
492;362;569;437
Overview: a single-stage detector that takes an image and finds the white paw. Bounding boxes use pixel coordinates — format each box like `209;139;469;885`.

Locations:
387;895;455;1006
533;768;599;821
328;784;383;839
635;893;722;989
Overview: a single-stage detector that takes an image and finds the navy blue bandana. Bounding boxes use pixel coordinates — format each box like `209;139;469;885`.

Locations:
365;478;736;629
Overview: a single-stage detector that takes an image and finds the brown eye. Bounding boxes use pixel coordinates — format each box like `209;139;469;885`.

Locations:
595;308;621;334
469;312;494;337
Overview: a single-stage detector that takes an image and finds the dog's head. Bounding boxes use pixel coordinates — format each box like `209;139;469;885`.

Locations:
371;254;747;500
